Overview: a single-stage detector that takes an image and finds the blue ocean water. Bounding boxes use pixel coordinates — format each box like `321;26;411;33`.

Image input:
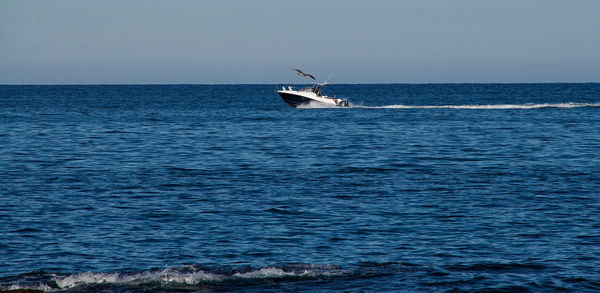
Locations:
1;84;600;292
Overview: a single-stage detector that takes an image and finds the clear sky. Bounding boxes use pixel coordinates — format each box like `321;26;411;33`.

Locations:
1;0;599;84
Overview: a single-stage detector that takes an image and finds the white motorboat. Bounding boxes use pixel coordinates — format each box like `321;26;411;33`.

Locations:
277;85;349;108
277;69;350;108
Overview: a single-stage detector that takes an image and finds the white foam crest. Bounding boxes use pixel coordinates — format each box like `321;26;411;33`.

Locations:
296;101;338;109
52;268;224;290
233;267;311;279
54;272;121;289
355;102;600;109
6;283;53;292
156;268;224;284
44;265;343;290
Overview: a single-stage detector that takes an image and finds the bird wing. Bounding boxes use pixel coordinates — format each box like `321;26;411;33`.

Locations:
291;68;315;80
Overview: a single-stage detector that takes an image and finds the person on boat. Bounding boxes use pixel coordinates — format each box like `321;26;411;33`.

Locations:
312;85;322;96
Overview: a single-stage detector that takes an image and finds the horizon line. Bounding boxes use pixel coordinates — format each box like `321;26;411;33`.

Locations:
1;81;600;86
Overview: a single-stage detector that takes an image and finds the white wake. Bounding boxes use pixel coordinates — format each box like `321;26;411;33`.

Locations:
3;265;347;292
353;102;600;109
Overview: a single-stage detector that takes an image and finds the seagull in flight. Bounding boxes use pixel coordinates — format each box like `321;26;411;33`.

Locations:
292;68;316;80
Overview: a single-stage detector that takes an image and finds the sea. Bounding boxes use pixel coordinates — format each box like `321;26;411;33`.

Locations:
1;83;599;292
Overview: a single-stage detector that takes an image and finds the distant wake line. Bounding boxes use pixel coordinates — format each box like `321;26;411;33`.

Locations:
353;102;600;110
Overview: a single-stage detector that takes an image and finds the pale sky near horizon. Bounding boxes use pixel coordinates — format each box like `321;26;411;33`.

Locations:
1;0;599;84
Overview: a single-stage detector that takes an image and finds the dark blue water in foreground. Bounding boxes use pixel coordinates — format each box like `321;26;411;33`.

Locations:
1;84;600;292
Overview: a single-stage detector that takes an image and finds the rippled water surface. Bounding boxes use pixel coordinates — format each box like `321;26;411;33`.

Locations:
1;84;600;292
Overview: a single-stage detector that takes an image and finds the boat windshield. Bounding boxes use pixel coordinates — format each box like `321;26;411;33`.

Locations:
300;85;324;96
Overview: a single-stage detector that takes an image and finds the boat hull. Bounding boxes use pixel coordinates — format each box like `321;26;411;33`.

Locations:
277;89;348;108
278;92;313;107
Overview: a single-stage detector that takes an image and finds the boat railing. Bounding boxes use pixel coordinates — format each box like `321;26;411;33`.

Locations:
281;85;322;96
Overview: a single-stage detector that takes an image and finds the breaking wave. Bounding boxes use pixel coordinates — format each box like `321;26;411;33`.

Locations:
0;264;347;292
2;262;598;292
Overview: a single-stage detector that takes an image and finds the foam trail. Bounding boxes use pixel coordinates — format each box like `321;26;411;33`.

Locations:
52;269;224;289
296;101;339;109
354;102;600;109
1;265;347;292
